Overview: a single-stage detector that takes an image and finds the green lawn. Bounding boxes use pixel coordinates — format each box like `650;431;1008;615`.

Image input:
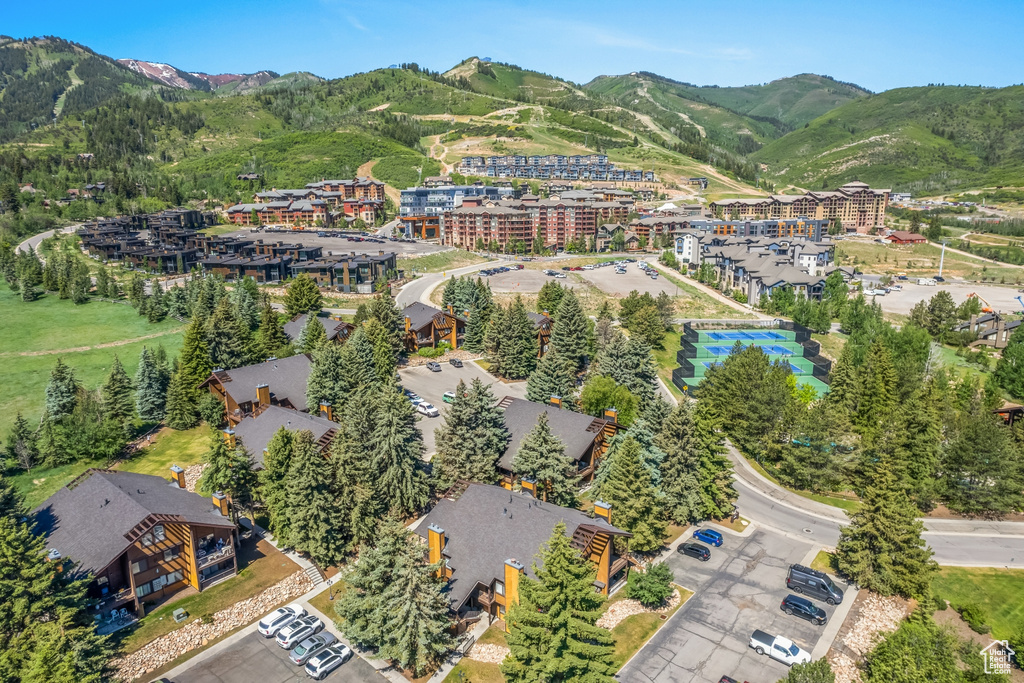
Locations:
810;550;838;574
10;456;107;510
117;427;212;477
811;331;847;361
653;330;685;401
443;659;504;683
309;580;350;621
0;288;184;435
116;538;301;654
747;456;861;513
397;250;489;274
932;567;1024;639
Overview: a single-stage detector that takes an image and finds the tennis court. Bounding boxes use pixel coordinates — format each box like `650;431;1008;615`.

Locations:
703;343;797;356
703;330;790;342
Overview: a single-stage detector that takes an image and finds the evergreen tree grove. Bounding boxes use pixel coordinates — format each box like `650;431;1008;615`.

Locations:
511;412;578;506
101;355;135;433
593;437;666;552
283;430;350;567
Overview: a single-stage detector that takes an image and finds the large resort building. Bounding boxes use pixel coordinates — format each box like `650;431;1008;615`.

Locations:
708;182;890;234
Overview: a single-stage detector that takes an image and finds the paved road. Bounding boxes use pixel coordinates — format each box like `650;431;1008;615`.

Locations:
15;224;79;255
395;258;503;308
618;527;839;683
173;630;383;683
726;442;1024;567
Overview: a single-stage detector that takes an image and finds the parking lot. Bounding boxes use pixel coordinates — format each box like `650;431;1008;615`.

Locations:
620;527;844;683
862;278;1024;316
479;260;679;299
172;629;383;683
399;360;528;455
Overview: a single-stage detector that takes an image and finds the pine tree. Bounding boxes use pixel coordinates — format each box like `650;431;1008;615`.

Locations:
594;301;616;351
198;434;258;526
134;346;167;423
283;430;349;566
593;419;666;489
332;390;383;547
258;427;295;540
0;469;24;518
335;516;417;645
593;437;666;552
339;327;379;393
372;385;430;516
94;268;110;298
942;402;1024;515
19;277;36;302
146;282;166;323
432;379;509;491
296;315;328;354
283;273;323;316
549;289;590;371
501;522;615;683
592;332;658;407
232;279;260;330
376;538;454;675
511;412;578;506
44;358;80;421
306;342;346;413
255;302;289;360
628;305;666;349
462;305;488;352
179;317;213;388
489;296;538;380
101;355;135;433
365;317;397;384
5;413;38;473
165;371;201;430
536;280;566;316
527;347;577;406
207;297;250;370
854;341;899;439
994;325;1024;400
782;659;836;683
641;394;672;434
835;461;936;598
655;401;736;524
367;288;404;359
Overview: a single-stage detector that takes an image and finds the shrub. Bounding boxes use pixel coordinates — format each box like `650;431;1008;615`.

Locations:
625;562;674;607
417;346;444;358
198;392;226;428
955;602;991;634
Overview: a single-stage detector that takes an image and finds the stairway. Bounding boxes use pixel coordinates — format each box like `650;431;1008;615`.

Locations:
303;564;325;589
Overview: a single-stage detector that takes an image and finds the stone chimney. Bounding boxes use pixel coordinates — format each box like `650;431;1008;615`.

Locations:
213;491;229;517
595;500;612;524
170;464;186;489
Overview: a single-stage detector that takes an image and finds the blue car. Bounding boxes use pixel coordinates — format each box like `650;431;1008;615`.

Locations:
693;528;723;547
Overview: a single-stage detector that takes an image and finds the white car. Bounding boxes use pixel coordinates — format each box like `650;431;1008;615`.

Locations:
583;264;595;270
416;402;439;418
554;272;567;279
290;631;338;665
305;644;352;680
257;603;306;638
277;615;325;649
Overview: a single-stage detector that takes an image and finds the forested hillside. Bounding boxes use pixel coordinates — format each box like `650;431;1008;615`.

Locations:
753;84;1024;192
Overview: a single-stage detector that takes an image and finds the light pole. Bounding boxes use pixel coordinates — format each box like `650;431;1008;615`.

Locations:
938;239;949;278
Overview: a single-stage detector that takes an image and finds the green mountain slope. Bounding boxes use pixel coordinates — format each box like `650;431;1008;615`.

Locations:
0;35;158;142
444;58;587;105
753;85;1024;192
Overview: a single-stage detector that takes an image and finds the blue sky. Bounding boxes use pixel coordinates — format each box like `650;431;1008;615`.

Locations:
5;0;1023;92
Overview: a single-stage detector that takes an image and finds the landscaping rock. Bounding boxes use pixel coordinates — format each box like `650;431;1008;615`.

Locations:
827;649;862;683
183;464;207;493
840;593;907;656
467;643;510;664
109;570;315;681
595;588;682;631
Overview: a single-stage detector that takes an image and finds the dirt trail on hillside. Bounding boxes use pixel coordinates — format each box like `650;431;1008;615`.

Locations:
357;159;401;204
2;328;184;358
638;80;706;138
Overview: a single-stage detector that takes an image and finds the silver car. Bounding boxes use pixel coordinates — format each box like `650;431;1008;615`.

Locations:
276;615;324;649
304;644;352;679
289;631;338;665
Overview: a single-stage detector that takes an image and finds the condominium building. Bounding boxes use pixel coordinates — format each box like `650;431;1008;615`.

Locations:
442;205;533;251
708;182;889;233
458;155;655;182
400;185;514;217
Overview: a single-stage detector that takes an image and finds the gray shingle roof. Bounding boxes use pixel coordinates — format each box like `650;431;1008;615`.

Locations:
204;354;312;410
401;302;443;332
415;483;628;610
33;470;234;576
233;405;337;468
498;398;605;471
283;313;353;344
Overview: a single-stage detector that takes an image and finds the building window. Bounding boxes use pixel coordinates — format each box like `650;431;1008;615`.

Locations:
164;546;181;562
167;570;184;585
140;533;153;547
153;525;166;542
494;581;505;596
135;582;152;598
131;558;148;575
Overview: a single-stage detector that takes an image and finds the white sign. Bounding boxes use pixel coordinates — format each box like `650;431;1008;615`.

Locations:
981;640;1014;675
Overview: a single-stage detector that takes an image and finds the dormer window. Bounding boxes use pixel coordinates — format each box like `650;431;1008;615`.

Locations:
153;525;166;542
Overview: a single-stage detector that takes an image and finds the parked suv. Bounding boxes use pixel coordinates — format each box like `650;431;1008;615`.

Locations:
677;542;711;561
780;594;827;625
304;644;352;679
786;564;844;605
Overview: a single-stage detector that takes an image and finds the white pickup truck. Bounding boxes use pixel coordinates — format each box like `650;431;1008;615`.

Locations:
748;630;812;666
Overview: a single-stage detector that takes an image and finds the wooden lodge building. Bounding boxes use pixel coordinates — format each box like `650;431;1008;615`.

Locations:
416;482;631;628
231;405;338;468
400;302;467;352
33;469;238;621
527;312;552;356
199;354;313;426
496;397;617;485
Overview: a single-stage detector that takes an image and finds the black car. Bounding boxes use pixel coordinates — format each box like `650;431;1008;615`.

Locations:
449;358;463;368
561;266;571;271
780;594;827;625
677;542;711;561
934;275;946;282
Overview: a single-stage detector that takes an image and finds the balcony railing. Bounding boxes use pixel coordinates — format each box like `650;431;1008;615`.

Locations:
199;566;236;590
196;544;234;571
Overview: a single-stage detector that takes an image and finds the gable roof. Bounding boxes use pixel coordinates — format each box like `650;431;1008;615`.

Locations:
233;405;337;468
497;397;606;471
283;313;354;344
33;470;233;576
200;354;312;410
415;483;629;609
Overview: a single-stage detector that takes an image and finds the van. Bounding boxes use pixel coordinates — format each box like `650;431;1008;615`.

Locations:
786;564;844;605
917;278;936;286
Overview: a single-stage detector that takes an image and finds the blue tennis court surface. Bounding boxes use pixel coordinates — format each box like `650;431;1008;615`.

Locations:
706;330;786;341
704;343;794;356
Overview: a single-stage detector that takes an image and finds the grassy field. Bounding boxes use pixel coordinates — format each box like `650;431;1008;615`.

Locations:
309;580;350;622
836;238;1024;283
0;288;184;435
811;331;847;361
653;330;686;401
116;538;301;654
12;425;211;509
398;250;490;274
442;626;507;683
810;550;838;574
932;567;1024;639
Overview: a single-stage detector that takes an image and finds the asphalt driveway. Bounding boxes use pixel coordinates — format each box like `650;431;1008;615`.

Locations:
172;630;383;683
619;528;844;683
400;360;528;456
